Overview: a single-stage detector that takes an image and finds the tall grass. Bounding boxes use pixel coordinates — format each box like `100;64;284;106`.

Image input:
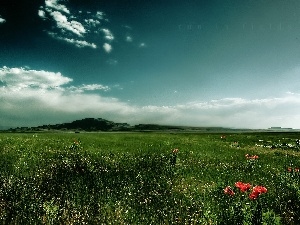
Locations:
0;132;299;224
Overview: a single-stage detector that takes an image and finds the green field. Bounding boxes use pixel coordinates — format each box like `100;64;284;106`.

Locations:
0;132;299;224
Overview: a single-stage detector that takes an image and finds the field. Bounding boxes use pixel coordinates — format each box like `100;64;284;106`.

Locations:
0;132;300;224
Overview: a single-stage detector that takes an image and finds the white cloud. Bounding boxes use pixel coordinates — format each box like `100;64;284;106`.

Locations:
103;43;112;53
48;32;97;48
38;1;144;56
101;28;114;41
0;16;6;24
0;67;72;91
38;2;110;50
81;84;110;91
38;10;47;19
69;84;110;92
45;0;70;14
61;37;97;48
0;67;111;95
50;11;86;37
139;43;146;47
85;18;100;27
95;11;105;20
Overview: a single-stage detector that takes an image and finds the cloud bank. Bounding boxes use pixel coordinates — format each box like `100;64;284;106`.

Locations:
1;66;300;129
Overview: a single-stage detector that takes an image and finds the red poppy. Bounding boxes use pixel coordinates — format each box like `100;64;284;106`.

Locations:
253;185;267;194
245;154;259;160
249;185;267;200
224;186;235;196
249;192;259;200
235;182;251;192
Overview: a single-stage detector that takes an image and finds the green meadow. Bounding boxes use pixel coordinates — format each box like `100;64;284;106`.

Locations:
0;132;299;224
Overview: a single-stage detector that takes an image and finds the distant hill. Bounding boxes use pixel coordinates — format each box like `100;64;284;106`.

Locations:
5;118;132;132
3;117;232;132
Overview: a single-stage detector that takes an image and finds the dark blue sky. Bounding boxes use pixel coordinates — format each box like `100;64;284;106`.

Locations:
1;0;300;128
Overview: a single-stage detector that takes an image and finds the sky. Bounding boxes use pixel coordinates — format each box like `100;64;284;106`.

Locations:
1;0;300;129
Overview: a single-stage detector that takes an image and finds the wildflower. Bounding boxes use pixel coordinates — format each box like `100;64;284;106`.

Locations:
224;186;235;196
287;167;300;173
235;181;251;192
172;148;179;154
221;135;226;139
245;154;259;160
249;192;259;200
249;186;267;200
253;185;267;194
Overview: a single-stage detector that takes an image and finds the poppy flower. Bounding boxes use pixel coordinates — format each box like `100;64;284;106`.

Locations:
295;168;300;172
224;186;235;196
249;185;267;200
245;154;258;159
252;185;267;194
245;154;259;160
249;192;259;200
287;167;293;172
235;181;251;192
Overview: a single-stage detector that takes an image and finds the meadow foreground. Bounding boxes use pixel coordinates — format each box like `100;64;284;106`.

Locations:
0;132;299;224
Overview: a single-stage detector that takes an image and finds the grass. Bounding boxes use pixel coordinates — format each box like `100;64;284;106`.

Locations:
0;132;299;224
